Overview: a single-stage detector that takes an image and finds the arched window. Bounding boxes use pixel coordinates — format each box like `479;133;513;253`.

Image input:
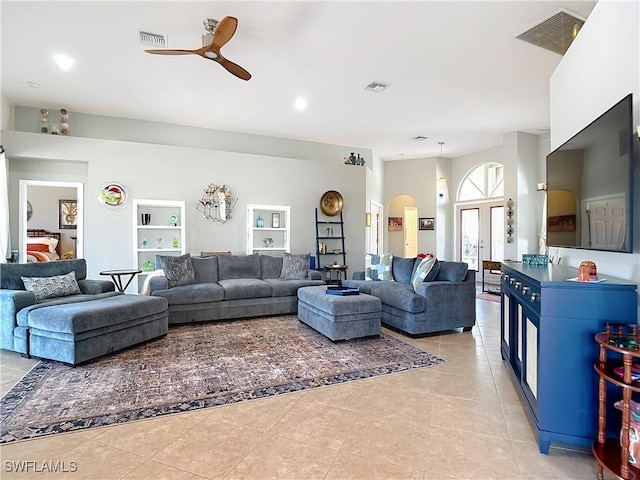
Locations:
458;162;504;202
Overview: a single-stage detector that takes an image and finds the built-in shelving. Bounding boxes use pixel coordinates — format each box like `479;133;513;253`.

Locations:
132;199;186;293
246;204;290;255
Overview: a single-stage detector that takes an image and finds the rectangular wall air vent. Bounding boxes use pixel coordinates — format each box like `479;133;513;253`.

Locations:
139;31;168;48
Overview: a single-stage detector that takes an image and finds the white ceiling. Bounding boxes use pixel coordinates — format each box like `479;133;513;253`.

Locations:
0;1;596;160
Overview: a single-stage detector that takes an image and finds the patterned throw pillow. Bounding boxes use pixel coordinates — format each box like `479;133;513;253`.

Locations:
364;253;393;281
160;253;196;288
279;253;309;280
411;257;440;290
21;271;82;300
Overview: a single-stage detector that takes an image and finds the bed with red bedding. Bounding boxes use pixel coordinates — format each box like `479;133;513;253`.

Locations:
26;229;61;262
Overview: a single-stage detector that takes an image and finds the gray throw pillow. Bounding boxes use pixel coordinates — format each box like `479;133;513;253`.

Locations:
436;261;468;282
190;256;218;283
393;256;417;284
260;255;284;279
279;253;309;280
160;253;196;288
21;271;82;300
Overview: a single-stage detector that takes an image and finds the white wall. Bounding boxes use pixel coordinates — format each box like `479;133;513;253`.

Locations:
383;157;439;257
1;95;11;132
549;0;640;290
3;127;368;279
365;151;384;253
14;106;373;167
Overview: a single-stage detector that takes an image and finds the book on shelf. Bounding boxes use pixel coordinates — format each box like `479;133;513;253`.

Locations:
613;364;640;382
608;336;640;350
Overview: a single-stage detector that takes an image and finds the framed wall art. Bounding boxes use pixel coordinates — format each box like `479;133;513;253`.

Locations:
419;217;434;231
59;199;78;229
388;217;402;231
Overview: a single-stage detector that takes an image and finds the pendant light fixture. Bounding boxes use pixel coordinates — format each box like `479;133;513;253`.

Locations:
437;142;447;199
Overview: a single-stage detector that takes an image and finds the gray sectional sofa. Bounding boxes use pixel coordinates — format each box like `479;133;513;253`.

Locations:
0;259;169;364
149;253;325;324
343;257;476;336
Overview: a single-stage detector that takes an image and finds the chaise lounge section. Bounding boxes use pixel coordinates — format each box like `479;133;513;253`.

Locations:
1;259;169;365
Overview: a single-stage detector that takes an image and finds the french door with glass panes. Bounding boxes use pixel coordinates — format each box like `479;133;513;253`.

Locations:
458;202;504;280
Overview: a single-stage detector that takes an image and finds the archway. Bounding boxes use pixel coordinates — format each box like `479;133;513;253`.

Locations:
387;195;417;257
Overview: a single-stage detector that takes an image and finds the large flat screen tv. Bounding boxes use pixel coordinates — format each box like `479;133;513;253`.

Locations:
546;94;634;253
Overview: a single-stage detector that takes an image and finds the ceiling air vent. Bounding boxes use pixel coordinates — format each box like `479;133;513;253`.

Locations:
139;31;168;48
516;9;586;55
364;81;389;93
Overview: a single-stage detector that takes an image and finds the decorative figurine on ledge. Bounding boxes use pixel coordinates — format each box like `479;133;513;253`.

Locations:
344;152;365;166
578;260;598;282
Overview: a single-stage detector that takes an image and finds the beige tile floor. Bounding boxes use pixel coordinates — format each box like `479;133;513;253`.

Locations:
0;298;601;480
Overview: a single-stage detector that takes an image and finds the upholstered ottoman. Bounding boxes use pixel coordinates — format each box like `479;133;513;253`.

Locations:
297;285;381;341
15;294;169;365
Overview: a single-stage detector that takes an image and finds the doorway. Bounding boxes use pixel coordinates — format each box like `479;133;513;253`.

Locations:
387;195;417;257
458;202;504;276
369;200;383;254
19;180;84;263
403;206;417;257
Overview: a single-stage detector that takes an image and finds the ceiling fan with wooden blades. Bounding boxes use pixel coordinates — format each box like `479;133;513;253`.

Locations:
145;16;251;81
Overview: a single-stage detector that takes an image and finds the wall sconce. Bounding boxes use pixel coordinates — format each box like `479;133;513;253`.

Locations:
436;142;448;200
365;212;371;227
437;177;447;199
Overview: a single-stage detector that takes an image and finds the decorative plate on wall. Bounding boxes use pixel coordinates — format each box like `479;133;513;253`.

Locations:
320;190;344;216
98;182;128;208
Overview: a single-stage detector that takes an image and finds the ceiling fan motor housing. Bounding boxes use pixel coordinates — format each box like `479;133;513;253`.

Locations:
203;18;219;32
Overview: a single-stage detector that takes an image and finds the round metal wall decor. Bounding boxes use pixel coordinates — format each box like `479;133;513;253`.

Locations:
320;190;344;216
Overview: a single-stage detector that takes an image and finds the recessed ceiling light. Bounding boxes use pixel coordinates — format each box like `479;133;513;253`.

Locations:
364;81;389;93
53;54;74;71
396;153;406;156
411;136;428;141
26;81;40;89
294;97;307;111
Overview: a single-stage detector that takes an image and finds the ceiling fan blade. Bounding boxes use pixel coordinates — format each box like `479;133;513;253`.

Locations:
216;56;251;81
145;48;199;55
210;16;238;51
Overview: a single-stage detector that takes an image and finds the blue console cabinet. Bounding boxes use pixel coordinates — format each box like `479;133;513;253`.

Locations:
500;261;638;454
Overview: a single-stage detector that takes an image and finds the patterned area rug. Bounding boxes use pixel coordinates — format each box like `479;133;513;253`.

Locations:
477;292;500;303
1;315;445;443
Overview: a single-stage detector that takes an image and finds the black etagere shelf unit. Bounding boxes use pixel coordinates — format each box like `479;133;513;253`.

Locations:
315;208;346;270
